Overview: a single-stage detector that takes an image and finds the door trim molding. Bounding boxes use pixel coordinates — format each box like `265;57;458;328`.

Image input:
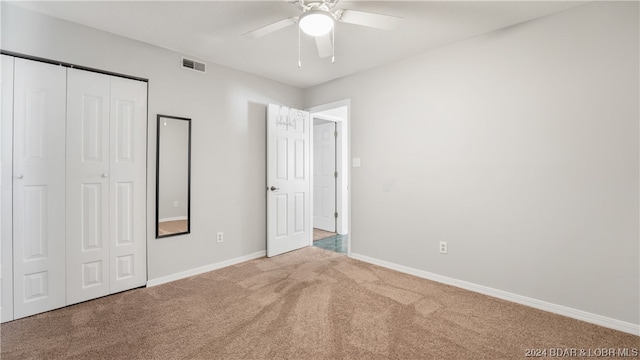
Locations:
307;99;351;254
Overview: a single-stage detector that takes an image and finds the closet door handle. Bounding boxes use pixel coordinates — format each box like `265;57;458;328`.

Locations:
15;174;24;179
101;173;109;178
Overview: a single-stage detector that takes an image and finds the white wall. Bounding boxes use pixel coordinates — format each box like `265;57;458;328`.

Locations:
305;1;639;326
1;3;303;281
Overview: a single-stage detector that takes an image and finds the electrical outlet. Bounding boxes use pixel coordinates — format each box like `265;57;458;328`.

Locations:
173;200;179;207
439;241;448;254
217;232;224;243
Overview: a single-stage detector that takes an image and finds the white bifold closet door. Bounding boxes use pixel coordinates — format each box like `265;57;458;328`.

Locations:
12;59;67;319
1;55;15;322
66;68;147;305
8;59;147;319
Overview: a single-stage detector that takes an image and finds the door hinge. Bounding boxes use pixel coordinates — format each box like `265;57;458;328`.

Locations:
334;212;338;218
334;131;338;138
334;171;338;178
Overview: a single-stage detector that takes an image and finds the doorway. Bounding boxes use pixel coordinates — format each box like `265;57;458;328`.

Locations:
313;120;336;233
309;100;350;255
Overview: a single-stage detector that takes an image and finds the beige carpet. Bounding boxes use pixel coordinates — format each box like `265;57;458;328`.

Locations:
1;247;637;359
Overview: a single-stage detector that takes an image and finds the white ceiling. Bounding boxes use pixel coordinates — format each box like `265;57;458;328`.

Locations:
12;1;586;89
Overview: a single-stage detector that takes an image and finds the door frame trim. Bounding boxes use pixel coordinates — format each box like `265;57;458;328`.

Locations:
307;99;351;255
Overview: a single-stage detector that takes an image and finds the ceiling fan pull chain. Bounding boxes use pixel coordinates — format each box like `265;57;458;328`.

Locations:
332;25;335;64
298;24;302;68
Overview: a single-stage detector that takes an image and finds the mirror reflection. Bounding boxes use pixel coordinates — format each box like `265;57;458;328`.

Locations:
156;115;191;238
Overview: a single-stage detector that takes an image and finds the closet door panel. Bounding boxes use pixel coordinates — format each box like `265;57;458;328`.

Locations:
1;55;15;322
66;69;111;305
109;77;147;293
12;58;66;319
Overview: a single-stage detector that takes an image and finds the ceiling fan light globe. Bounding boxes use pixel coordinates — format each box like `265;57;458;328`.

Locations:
299;11;334;37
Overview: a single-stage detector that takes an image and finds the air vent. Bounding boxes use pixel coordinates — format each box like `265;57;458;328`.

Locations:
181;57;206;73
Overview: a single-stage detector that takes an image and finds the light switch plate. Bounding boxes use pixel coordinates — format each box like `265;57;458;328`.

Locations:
352;158;361;167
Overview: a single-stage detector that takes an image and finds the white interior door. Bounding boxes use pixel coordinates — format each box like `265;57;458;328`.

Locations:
13;58;67;319
313;122;336;232
266;104;311;257
109;76;147;293
66;69;111;305
1;55;15;322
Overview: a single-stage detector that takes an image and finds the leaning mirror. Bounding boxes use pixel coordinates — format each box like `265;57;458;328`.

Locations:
156;115;191;238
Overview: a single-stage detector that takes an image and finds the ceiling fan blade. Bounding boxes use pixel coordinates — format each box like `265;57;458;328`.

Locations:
315;33;333;58
338;9;403;31
242;17;297;39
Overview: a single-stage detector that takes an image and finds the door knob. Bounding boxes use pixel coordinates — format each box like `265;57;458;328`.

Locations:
101;173;109;178
269;186;279;191
15;174;23;179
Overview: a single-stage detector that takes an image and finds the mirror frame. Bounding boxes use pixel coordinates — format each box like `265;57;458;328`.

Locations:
156;114;191;238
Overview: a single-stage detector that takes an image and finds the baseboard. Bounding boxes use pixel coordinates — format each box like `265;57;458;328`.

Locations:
350;252;640;336
147;251;266;287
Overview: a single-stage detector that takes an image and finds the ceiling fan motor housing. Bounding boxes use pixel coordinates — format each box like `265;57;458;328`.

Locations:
296;0;340;13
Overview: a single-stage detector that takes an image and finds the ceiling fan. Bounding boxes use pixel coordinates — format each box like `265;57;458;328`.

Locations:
242;0;403;65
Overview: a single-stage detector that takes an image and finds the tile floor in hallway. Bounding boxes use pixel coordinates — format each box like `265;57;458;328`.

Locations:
313;233;348;254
